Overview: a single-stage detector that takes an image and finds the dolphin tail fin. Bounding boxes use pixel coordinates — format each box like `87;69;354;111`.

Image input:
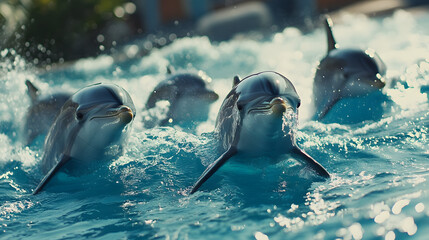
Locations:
25;80;39;103
190;146;237;194
33;154;70;195
291;147;330;178
324;15;337;52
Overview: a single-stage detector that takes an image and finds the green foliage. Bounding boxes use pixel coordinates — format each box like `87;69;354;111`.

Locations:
1;0;129;64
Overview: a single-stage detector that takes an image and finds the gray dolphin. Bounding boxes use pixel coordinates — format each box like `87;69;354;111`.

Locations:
145;69;219;127
24;80;73;145
190;71;329;194
313;16;387;120
33;83;136;194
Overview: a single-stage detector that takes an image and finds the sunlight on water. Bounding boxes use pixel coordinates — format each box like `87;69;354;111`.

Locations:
74;55;114;73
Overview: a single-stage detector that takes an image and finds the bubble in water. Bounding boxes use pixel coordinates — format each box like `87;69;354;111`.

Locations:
254;231;269;240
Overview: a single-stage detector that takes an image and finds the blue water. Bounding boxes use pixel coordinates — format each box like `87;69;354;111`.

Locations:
1;10;429;239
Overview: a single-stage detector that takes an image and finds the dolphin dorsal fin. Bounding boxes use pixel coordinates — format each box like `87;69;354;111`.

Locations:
25;80;39;102
324;16;337;52
233;76;240;87
166;65;175;75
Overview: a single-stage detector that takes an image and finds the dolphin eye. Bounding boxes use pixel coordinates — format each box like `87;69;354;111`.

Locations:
236;102;244;111
76;112;84;121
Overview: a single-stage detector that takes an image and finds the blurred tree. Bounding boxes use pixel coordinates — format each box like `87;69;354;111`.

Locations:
1;0;138;65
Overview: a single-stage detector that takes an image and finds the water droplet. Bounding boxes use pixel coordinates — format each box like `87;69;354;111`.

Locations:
349;223;363;240
392;199;410;214
400;217;417;235
254;231;269;240
97;34;105;43
385;231;395;240
374;211;390;224
124;2;136;14
114;6;125;18
376;227;386;236
415;202;424;213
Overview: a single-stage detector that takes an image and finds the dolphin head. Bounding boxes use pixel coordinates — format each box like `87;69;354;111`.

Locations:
146;71;219;126
325;48;386;95
314;16;387;121
314;48;386;120
69;83;136;157
234;71;301;155
33;83;136;194
189;72;329;194
168;73;219;123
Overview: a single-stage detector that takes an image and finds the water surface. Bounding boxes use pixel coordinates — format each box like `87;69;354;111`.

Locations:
1;10;429;239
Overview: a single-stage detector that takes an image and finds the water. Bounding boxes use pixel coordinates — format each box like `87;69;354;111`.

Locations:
1;10;429;239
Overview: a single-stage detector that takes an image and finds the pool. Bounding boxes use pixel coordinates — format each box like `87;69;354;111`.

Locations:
1;10;428;239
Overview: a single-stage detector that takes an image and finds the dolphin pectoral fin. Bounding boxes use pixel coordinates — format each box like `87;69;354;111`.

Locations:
291;147;330;178
33;154;70;195
190;146;238;194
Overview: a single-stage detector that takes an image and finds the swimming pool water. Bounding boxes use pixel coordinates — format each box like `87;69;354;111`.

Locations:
1;10;428;239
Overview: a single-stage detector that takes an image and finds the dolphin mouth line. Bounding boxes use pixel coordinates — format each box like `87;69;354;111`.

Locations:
247;104;270;114
90;106;134;120
352;73;386;89
248;105;291;114
247;98;293;115
247;106;294;116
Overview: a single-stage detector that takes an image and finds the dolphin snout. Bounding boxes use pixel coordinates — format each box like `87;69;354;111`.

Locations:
205;91;219;101
118;106;134;123
270;97;288;115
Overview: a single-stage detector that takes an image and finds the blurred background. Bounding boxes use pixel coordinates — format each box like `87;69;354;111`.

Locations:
1;0;428;67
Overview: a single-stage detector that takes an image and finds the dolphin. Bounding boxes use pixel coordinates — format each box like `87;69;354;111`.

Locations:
24;80;73;145
33;83;136;194
190;71;329;194
313;16;387;121
145;68;219;127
